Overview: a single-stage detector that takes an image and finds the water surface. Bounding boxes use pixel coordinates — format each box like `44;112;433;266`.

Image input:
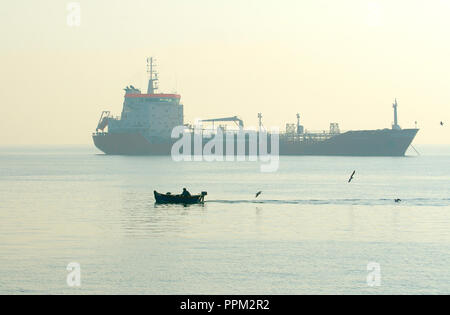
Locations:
0;145;449;294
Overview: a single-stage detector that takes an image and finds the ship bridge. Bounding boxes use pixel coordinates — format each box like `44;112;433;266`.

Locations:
97;57;184;137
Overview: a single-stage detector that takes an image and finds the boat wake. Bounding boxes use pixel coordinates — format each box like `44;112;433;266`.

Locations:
207;198;450;207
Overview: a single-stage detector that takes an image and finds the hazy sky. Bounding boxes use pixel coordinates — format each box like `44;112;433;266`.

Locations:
1;0;449;145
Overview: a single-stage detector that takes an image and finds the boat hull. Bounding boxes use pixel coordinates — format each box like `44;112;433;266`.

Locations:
154;191;206;204
93;129;419;157
280;129;419;156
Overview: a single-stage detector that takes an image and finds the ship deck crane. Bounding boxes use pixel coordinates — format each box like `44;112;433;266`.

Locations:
96;111;111;132
199;116;244;129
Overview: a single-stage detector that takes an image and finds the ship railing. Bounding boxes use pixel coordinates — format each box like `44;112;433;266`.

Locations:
93;131;109;136
186;127;345;138
280;130;346;142
282;134;332;143
283;129;347;135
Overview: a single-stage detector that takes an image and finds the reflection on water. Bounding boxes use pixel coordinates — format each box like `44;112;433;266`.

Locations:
119;193;207;237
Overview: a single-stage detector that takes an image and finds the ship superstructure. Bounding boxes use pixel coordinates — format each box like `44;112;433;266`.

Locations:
95;58;182;139
93;58;419;156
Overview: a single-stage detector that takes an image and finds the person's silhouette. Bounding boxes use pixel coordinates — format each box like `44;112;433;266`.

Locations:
181;188;191;197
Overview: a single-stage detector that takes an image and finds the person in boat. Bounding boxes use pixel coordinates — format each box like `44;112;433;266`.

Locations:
181;188;191;197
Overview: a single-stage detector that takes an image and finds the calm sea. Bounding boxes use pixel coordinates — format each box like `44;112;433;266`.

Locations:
0;145;449;294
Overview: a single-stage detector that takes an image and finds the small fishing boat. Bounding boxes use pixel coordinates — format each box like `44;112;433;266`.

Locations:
154;191;207;204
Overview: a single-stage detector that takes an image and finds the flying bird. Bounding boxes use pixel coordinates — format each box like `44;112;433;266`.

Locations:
255;191;262;198
348;171;356;183
440;121;444;126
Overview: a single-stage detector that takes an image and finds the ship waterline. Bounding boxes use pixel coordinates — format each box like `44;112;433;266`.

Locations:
92;57;419;157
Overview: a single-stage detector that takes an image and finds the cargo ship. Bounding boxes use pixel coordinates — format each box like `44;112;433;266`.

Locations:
93;58;419;156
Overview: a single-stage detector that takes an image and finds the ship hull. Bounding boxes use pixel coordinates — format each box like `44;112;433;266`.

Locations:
93;129;419;157
280;129;419;156
93;132;173;155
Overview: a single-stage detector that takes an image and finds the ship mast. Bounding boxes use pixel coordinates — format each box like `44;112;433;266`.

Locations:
392;98;401;130
258;113;263;131
147;57;159;94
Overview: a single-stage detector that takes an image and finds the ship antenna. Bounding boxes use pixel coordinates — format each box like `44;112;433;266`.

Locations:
258;113;263;132
147;57;158;94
